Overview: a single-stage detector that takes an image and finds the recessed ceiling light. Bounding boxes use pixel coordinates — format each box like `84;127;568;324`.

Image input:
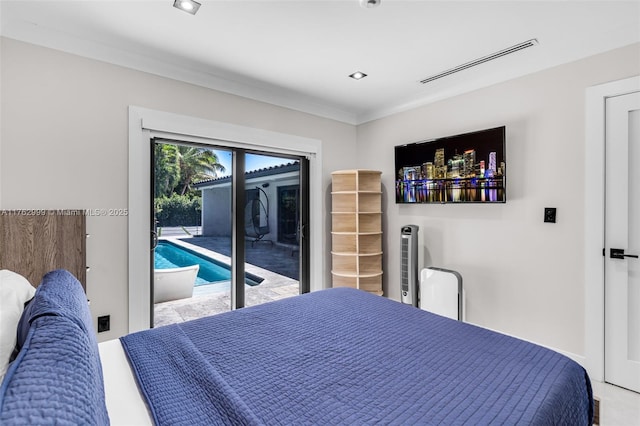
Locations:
349;71;368;80
173;0;201;15
360;0;381;8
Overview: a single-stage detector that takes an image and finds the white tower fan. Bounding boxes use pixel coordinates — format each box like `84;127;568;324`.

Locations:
400;225;419;307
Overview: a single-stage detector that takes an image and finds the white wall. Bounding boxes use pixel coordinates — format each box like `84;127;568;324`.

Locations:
0;37;356;340
357;43;640;357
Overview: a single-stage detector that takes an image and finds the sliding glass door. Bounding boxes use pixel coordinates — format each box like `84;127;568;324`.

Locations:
151;140;309;326
242;153;305;308
152;141;232;325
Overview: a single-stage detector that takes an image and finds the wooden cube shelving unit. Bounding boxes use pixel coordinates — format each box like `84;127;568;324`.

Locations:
331;170;383;295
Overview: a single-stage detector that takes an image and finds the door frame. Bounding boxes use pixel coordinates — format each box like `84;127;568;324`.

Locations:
585;75;640;381
128;106;323;333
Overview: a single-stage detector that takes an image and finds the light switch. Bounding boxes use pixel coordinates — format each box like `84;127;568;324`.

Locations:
544;207;557;223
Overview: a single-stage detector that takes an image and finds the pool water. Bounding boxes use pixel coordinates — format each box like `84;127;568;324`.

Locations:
154;241;261;287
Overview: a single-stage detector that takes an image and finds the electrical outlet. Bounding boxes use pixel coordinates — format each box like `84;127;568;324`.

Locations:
544;207;557;223
97;315;110;333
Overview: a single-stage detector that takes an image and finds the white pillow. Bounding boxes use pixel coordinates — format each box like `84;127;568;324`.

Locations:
0;270;36;383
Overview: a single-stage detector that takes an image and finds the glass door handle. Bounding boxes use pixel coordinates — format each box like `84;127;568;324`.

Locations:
610;248;639;259
151;230;158;250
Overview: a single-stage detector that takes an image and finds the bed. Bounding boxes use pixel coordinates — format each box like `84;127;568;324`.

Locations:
1;268;594;425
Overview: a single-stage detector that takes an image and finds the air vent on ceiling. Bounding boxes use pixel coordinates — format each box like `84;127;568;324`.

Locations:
420;39;539;85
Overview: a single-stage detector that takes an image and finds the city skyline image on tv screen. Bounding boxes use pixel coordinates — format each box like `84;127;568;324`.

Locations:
395;126;506;204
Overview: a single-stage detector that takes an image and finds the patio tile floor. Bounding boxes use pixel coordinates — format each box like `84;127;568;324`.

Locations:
181;235;299;280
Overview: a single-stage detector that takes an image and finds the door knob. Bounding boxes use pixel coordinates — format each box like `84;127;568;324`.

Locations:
610;248;639;259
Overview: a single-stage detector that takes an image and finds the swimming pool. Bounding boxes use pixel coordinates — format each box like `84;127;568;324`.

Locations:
154;240;262;287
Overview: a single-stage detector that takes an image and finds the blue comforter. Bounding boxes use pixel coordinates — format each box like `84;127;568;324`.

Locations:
0;270;109;425
121;288;593;425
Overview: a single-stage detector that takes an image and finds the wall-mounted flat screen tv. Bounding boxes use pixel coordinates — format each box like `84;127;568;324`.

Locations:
395;126;506;204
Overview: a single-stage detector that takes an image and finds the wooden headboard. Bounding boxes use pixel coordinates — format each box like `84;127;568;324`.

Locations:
0;210;86;290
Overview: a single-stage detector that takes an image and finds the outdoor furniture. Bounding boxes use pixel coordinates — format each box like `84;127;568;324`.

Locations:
154;264;199;304
245;187;273;247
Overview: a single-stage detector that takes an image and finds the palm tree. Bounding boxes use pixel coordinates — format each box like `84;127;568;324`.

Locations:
176;146;226;195
154;144;180;197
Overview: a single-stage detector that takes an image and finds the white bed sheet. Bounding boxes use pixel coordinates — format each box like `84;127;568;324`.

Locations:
99;339;152;425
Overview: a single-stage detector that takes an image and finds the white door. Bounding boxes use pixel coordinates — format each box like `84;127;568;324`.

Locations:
605;91;640;393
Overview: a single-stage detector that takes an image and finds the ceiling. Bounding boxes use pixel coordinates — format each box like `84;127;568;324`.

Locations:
1;1;639;124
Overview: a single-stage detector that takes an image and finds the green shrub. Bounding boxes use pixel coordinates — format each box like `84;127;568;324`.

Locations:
155;194;201;227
